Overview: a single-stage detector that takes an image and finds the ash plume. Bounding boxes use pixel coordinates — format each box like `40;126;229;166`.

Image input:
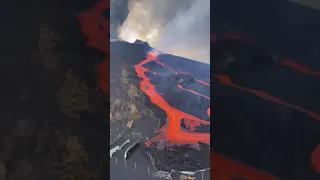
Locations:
117;0;210;64
110;0;129;39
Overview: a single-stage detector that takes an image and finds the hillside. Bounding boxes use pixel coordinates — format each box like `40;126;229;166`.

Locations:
110;40;210;171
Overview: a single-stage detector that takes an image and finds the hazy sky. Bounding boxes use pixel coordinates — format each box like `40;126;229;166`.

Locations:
111;0;210;64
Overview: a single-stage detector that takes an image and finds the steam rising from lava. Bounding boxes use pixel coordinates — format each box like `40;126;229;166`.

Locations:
118;0;210;64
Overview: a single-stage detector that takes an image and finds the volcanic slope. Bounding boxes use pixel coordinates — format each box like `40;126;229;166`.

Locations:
110;39;210;171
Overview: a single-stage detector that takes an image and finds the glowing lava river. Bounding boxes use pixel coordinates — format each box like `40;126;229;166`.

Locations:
134;51;210;147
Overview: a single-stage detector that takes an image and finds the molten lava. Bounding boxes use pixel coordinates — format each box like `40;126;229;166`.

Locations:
280;59;320;76
213;34;320;121
212;33;320;179
211;152;278;180
215;33;320;77
77;0;109;94
134;52;210;146
312;145;320;173
215;75;320;121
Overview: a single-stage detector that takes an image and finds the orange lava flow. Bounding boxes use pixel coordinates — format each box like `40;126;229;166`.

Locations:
311;145;320;173
212;33;320;77
280;59;320;76
216;75;320;121
134;52;210;146
211;152;278;180
213;33;320;120
77;0;109;95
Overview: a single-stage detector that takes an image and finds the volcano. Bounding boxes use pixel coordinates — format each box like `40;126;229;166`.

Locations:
110;39;210;171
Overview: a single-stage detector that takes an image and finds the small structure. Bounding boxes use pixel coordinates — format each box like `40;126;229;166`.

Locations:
127;120;134;128
110;139;130;158
180;171;196;180
124;140;140;159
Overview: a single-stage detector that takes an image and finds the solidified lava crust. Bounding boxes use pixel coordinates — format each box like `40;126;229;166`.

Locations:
145;143;210;172
181;119;210;133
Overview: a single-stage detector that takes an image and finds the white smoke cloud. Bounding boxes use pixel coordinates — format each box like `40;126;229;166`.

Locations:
117;0;210;64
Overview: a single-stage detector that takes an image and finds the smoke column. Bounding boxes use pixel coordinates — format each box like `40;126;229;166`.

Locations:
117;0;210;64
110;0;129;39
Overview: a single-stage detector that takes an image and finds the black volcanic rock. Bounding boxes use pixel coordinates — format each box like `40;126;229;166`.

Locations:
211;39;279;75
144;143;210;172
133;39;150;46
